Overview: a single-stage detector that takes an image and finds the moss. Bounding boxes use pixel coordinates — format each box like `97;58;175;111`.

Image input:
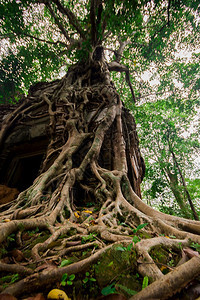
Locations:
150;245;181;273
95;244;135;287
0;245;8;259
23;231;50;259
150;245;169;264
117;273;142;296
138;231;152;239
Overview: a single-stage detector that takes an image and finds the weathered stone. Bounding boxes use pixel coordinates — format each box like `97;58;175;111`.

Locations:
0;185;19;204
95;245;131;287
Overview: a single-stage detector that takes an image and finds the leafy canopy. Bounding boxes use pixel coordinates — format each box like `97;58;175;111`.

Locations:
0;0;199;103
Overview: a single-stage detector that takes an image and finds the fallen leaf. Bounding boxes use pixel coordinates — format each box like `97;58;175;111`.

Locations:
74;212;80;218
83;210;92;214
160;265;168;271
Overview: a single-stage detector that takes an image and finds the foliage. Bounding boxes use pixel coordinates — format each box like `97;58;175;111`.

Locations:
0;273;19;288
116;283;138;296
117;223;148;252
0;1;200;298
101;283;116;296
82;271;96;284
60;273;75;286
190;242;200;252
0;0;199;103
134;85;200;218
81;233;97;244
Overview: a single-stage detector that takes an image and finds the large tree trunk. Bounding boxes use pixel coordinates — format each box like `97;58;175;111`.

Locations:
0;59;200;299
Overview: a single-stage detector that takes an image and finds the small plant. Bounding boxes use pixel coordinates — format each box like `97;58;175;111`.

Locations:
132;223;148;234
60;273;75;286
101;283;116;295
28;227;40;236
0;273;19;288
178;242;183;250
168;259;175;267
7;233;15;242
191;242;200;252
82;272;96;284
116;283;137;296
81;233;97;244
132;235;140;245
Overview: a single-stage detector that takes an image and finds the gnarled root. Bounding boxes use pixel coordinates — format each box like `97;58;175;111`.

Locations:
0;61;200;299
130;256;200;300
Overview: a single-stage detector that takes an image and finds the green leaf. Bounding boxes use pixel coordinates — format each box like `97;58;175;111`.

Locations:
142;276;149;289
101;284;116;296
127;243;133;251
133;223;148;233
61;273;68;281
90;278;96;282
116;283;137;295
116;246;125;252
83;277;89;284
60;281;66;287
108;261;114;267
132;236;140;244
69;274;75;281
59;259;72;267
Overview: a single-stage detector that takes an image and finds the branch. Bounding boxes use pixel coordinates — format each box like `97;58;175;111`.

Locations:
90;0;97;45
108;61;136;103
96;0;103;27
51;0;85;39
115;40;130;63
22;33;67;47
45;1;73;43
0;31;67;47
167;0;171;26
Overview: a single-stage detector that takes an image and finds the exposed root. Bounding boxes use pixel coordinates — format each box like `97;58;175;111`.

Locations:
1;244;117;297
135;236;189;280
130;256;200;300
0;60;200;298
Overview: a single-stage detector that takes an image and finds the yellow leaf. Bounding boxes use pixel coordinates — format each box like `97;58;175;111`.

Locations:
165;236;170;238
74;212;80;218
83;210;92;214
160;266;167;271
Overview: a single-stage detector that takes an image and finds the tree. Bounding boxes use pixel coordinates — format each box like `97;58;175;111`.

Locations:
135;98;200;220
0;0;200;299
134;54;200;220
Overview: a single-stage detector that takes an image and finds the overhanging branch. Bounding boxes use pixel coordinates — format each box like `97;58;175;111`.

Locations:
90;0;97;45
108;61;136;103
45;1;73;43
51;0;85;39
